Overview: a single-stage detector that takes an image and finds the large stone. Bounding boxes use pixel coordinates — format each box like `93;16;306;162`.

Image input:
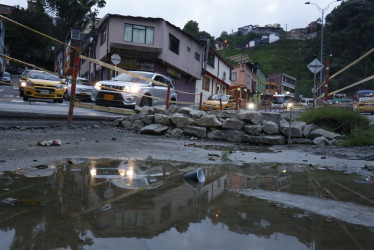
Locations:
207;129;226;140
140;124;169;135
262;120;279;135
179;107;193;115
138;106;154;116
183;125;207;138
280;120;306;138
167;105;180;114
131;120;145;132
154;105;167;115
238;111;263;125
303;123;316;138
245;135;286;145
141;115;155;125
222;129;249;142
154;114;170;125
121;120;133;130
312;136;331;145
222;118;244;130
170;128;183;138
309;129;341;140
170;113;193;128
260;112;282;125
243;124;262;135
189;109;205;119
211;110;239;119
195;114;222;127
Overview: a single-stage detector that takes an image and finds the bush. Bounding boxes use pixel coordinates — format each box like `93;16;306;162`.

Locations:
298;106;373;147
298;106;370;135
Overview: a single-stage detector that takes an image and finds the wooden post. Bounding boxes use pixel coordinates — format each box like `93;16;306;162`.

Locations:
67;47;80;127
235;97;239;110
165;83;171;109
220;98;223;110
199;92;202;110
324;57;330;103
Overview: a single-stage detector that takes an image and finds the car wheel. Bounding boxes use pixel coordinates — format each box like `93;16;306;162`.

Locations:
58;98;63;103
23;96;28;101
19;90;24;97
140;95;152;107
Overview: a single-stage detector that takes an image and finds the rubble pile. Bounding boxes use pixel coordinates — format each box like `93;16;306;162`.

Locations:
114;105;342;145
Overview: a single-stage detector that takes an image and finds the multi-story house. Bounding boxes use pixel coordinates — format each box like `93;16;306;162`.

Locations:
81;14;204;104
267;73;296;97
230;62;258;105
195;48;232;104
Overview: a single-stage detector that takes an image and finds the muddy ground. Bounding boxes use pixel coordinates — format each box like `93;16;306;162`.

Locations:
1;121;374;177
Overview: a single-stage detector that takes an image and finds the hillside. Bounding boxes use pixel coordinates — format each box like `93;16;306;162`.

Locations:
218;39;315;98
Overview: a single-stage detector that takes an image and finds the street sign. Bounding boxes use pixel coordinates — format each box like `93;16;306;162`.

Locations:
307;58;324;74
111;53;121;65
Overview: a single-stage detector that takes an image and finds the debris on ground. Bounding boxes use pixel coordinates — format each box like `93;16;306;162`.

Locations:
37;139;61;146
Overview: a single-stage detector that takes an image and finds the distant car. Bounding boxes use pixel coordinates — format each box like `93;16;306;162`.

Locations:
22;70;64;103
272;94;293;110
0;72;11;84
299;98;313;107
19;69;31;97
93;71;177;109
64;77;93;102
202;94;236;111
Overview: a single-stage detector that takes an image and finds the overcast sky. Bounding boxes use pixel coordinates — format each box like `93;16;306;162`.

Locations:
2;0;343;37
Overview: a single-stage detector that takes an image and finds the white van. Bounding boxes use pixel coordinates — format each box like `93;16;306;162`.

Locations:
299;98;313;107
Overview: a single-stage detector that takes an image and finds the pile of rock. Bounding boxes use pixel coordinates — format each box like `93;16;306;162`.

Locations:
114;105;342;146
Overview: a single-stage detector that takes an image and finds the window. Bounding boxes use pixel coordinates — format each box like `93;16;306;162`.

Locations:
246;74;251;84
100;28;106;46
207;52;215;67
195;52;200;62
124;23;154;45
187;47;191;52
202;76;210;91
232;72;237;81
169;34;180;55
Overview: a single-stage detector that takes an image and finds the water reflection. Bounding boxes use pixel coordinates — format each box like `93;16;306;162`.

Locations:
0;159;373;249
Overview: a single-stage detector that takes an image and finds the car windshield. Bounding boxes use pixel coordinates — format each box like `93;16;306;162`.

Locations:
112;72;152;84
69;79;91;86
28;71;60;81
211;95;230;101
272;97;285;104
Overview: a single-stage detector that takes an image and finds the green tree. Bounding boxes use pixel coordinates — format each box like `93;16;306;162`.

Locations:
5;5;55;70
183;20;200;39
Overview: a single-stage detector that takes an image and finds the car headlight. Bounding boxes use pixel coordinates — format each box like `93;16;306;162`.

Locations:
56;84;62;89
90;168;97;176
287;102;293;108
20;80;27;87
123;85;140;93
26;80;33;86
94;82;102;90
247;103;255;109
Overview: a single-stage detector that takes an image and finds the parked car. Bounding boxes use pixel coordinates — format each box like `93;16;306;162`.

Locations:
93;71;177;109
18;69;31;97
22;70;64;103
202;94;236;111
0;72;11;84
64;77;93;102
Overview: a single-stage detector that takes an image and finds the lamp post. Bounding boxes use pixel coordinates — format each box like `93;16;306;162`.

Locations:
305;0;342;87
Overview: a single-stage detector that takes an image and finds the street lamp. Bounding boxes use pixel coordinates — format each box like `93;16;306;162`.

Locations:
305;0;342;86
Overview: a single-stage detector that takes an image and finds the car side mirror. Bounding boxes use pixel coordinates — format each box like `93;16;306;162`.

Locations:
20;76;26;80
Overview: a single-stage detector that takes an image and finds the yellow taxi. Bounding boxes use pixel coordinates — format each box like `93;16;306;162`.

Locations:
202;94;236;111
22;70;64;103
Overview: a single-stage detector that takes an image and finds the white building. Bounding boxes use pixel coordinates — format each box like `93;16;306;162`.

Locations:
195;48;233;104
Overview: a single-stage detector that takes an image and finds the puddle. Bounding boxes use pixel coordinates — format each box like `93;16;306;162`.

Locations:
195;143;274;153
0;159;373;250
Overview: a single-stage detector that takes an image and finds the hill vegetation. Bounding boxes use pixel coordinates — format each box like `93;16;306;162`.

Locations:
215;0;374;99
